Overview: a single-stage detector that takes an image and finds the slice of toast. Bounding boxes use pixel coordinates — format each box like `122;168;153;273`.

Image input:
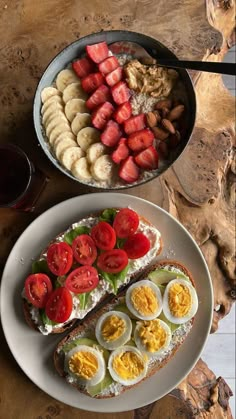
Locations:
53;259;197;398
22;208;163;335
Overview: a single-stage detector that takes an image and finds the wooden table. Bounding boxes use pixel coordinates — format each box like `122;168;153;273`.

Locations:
0;1;235;418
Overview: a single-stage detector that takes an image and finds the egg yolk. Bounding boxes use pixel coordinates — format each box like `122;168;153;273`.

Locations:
168;283;192;317
112;351;145;380
131;285;158;316
138;319;167;352
68;351;98;379
101;315;126;342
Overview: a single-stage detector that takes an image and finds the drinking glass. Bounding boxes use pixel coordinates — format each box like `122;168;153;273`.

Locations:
0;144;48;212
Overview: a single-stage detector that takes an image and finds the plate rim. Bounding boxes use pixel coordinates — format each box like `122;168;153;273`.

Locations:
0;193;213;412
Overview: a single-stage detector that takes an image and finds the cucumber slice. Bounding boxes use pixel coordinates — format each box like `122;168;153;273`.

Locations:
148;269;190;286
62;337;97;353
87;371;113;397
114;303;137;320
158;312;180;333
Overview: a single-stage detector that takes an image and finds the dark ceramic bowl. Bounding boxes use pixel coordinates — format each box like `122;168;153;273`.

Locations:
33;30;196;189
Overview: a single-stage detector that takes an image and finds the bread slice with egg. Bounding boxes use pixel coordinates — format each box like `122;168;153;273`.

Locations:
22;208;163;336
53;259;198;398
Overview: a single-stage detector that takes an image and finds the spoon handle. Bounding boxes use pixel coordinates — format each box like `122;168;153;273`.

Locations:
157;59;235;75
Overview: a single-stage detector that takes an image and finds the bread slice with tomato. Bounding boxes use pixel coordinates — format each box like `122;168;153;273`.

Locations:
53;259;198;398
22;207;163;335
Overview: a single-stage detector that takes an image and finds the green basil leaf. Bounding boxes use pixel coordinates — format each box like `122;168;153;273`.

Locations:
99;208;117;224
64;226;90;245
31;259;50;275
116;237;126;249
77;292;91;310
99;264;130;295
39;310;58;326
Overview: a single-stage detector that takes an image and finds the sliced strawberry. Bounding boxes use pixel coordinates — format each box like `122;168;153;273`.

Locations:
127;129;154;152
105;67;123;87
86;42;109;64
113;102;132;124
81;72;104;93
101;120;122;147
91;102;115;130
98;56;119;75
112;138;130;164
72;57;95;78
123;114;146;135
111;81;131;105
119;156;140;183
134;145;159;169
86;85;111;110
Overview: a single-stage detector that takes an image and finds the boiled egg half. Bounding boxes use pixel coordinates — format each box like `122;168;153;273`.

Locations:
125;279;163;320
108;345;148;386
95;311;132;350
134;319;171;356
65;345;106;386
163;278;198;324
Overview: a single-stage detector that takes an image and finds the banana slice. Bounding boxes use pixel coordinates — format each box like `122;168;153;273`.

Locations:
53;132;76;147
65;98;88;122
49;123;72;145
63;82;88;103
77;127;101;151
41;87;61;103
56;69;80;92
71;113;92;136
71;157;92;181
59;146;85;170
41;95;63;114
42;104;64;126
91;155;115;181
46;114;69;137
54;138;77;160
87;142;107;164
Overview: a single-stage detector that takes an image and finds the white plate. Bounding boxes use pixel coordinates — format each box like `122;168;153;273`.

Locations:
0;193;213;413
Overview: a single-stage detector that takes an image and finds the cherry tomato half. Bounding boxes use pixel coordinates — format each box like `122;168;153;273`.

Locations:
46;242;73;276
72;234;97;265
65;266;99;294
91;221;116;250
45;287;73;323
25;273;53;308
123;233;150;259
113;208;139;238
97;249;128;273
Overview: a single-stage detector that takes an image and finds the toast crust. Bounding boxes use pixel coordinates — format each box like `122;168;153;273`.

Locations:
53;259;196;398
22;209;163;335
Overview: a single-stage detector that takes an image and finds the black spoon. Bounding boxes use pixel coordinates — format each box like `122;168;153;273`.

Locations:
109;41;235;76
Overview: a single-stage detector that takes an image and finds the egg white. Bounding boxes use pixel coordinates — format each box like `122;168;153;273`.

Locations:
108;345;148;386
163;278;198;324
134;319;172;357
65;344;106;386
125;279;163;320
95;310;132;350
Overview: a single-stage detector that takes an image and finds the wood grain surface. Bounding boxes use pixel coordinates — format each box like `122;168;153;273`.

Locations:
0;0;235;418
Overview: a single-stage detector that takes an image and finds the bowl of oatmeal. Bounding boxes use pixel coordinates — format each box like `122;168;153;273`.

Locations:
33;30;196;189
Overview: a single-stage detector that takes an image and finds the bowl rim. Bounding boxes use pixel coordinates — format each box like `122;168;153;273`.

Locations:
33;30;196;190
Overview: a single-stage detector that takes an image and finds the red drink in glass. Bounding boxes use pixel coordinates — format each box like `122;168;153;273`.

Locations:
0;144;48;211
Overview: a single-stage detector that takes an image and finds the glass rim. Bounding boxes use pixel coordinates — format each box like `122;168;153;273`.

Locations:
0;143;33;208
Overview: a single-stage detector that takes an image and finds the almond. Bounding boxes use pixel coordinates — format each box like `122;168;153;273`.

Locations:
154;110;161;123
161;107;170;118
146;112;158;128
152;126;169;141
154;99;172;110
162;118;175;134
168;104;185;121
